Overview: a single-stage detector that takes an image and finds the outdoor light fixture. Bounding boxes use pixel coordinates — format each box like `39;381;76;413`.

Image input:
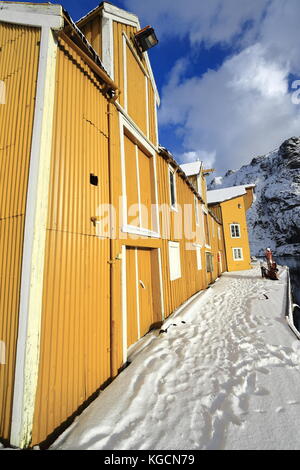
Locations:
134;26;158;52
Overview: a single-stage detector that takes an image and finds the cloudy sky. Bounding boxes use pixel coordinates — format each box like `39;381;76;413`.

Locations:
25;0;300;176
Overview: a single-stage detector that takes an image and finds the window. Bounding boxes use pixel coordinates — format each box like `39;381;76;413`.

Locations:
195;245;202;270
169;167;177;209
206;252;214;273
230;224;241;238
168;242;181;281
233;248;243;261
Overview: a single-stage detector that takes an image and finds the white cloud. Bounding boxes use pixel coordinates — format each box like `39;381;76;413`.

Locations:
159;44;300;174
179;150;216;169
124;0;270;46
124;0;300;174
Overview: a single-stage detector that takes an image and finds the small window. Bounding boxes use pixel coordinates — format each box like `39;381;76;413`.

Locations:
230;224;241;238
195;245;202;270
233;248;243;261
168;241;181;281
169;168;177;209
206;252;214;273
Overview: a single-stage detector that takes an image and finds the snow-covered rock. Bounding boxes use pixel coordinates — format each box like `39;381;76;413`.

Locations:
209;137;300;257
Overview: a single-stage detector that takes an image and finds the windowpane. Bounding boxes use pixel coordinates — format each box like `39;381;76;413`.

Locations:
231;224;240;238
206;252;214;273
233;248;243;260
169;242;181;281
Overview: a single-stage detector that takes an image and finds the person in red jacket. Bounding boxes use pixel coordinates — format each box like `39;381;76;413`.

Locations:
264;248;273;269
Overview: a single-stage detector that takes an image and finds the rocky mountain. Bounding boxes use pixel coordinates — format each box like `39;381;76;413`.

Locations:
209;137;300;257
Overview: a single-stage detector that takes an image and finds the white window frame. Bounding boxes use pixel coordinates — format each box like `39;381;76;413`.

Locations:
194;244;202;270
206;252;214;273
168;241;181;281
230;224;241;238
169;165;177;211
233;247;244;261
119;114;160;238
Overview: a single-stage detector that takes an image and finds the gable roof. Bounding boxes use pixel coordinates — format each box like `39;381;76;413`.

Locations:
207;184;255;204
180;161;203;177
76;1;160;106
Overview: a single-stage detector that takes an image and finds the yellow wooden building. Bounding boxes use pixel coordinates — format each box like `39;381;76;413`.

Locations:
207;185;255;272
0;1;250;448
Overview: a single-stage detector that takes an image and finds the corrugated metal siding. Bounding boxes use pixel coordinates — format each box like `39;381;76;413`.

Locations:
147;82;156;145
126;43;147;135
31;37;111;445
0;23;40;218
156;156;208;318
80;15;102;57
0;23;40;441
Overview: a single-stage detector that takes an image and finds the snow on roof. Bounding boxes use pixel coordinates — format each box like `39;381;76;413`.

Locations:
180;161;202;177
207;184;255;204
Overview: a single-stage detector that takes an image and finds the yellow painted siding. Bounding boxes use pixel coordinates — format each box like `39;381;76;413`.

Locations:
32;37;111;446
124;134;139;227
156;157;207;318
32;231;110;445
80;15;102;57
147;81;157;145
220;196;252;272
47;39;109;236
126;42;147;135
138;147;155;231
113;21;137;109
0;22;40;441
244;188;254;210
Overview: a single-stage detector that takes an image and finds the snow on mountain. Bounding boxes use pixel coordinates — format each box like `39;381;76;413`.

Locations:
209;137;300;257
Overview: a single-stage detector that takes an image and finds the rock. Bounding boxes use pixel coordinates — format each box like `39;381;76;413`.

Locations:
208;137;300;257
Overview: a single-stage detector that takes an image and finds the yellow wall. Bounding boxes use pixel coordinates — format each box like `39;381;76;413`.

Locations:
220;195;252;272
31;37;111;446
0;22;40;441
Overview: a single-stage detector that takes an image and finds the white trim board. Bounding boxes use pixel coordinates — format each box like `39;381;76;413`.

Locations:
0;3;64;29
102;13;114;80
10;27;58;449
121;245;127;364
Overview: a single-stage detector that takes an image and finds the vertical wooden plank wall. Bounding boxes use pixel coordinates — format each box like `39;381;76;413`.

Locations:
31;38;111;445
0;23;40;441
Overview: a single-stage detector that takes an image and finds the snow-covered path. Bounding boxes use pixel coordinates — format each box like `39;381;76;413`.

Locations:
52;265;300;450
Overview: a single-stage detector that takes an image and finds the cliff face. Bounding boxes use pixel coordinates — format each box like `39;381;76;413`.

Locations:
209;137;300;257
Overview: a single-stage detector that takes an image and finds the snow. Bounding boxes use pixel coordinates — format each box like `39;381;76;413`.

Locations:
207;184;255;204
180;161;202;177
208;141;300;257
51;264;300;451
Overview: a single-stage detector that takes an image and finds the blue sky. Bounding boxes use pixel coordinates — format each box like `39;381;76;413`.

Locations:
21;1;300;176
